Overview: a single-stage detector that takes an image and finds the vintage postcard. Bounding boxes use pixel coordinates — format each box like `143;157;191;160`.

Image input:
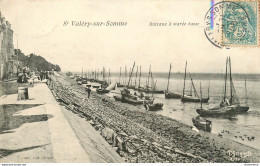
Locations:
0;0;260;164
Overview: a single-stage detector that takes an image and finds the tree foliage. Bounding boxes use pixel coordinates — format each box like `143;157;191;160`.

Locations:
14;49;61;72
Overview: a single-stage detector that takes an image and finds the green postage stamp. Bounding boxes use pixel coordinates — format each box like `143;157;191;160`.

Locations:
222;0;259;47
204;0;259;48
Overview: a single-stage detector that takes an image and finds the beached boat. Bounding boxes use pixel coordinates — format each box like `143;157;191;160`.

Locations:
165;91;183;99
181;61;209;103
165;63;182;99
145;103;163;111
181;95;209;103
196;57;249;117
196;105;237;117
122;96;144;105
192;116;212;132
96;88;110;94
113;95;122;101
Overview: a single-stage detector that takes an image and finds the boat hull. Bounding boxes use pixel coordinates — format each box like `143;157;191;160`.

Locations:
122;97;144;105
236;105;249;113
181;95;209;103
146;103;163;111
113;95;122;101
165;91;182;99
192;116;212;132
196;106;237;117
138;89;164;94
96;89;110;94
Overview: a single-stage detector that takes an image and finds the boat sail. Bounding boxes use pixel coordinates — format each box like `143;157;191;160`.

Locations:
196;57;249;117
181;61;209;103
164;63;182;99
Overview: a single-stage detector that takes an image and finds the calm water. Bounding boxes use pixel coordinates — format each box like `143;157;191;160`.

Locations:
76;72;260;150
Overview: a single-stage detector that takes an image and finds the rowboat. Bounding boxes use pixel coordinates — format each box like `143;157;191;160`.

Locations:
192;116;212;132
145;103;163;111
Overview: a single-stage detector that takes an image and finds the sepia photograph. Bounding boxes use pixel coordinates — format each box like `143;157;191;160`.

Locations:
0;0;260;164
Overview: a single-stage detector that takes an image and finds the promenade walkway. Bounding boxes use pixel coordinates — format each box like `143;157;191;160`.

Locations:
0;81;123;163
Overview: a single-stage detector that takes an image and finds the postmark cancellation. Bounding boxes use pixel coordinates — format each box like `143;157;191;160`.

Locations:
204;0;260;47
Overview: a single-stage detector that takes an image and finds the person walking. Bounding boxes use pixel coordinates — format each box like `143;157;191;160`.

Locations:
40;71;43;81
87;87;91;98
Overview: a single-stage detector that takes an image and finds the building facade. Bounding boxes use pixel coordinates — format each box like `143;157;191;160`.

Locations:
0;11;17;80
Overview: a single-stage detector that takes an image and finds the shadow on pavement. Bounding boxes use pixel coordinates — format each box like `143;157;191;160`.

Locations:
0;104;53;134
0;144;50;158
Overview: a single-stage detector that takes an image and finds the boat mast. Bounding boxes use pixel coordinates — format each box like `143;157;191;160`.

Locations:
245;78;247;104
81;67;83;78
127;62;135;87
223;57;228;101
189;72;198;97
119;67;121;84
182;61;187;97
95;69;96;80
102;67;105;82
135;65;138;87
208;80;210;98
200;81;202;109
147;65;151;88
229;57;232;104
108;68;111;84
166;63;172;92
124;66;127;86
139;66;141;88
97;68;99;80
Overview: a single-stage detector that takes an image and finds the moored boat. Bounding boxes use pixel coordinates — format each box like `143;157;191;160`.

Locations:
96;88;110;94
192;116;212;132
145;103;163;111
165;63;182;99
196;105;237;117
196;57;249;117
181;61;209;103
181;95;209;103
165;91;182;99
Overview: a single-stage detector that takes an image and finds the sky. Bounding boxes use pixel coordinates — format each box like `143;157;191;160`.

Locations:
0;0;260;73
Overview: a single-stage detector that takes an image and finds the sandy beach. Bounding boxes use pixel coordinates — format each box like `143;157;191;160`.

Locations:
49;74;260;163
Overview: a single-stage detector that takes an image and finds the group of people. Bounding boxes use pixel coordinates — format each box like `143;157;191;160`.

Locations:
17;66;51;84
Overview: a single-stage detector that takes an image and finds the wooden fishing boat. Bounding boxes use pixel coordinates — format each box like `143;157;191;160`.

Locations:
192;116;212;132
165;63;182;99
77;81;82;85
145;103;163;111
92;85;100;88
236;105;249;113
122;96;144;105
181;95;209;103
139;88;164;94
165;91;183;99
113;95;122;101
181;61;209;103
117;83;124;87
96;88;110;94
82;80;88;84
196;105;237;117
196;57;249;117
